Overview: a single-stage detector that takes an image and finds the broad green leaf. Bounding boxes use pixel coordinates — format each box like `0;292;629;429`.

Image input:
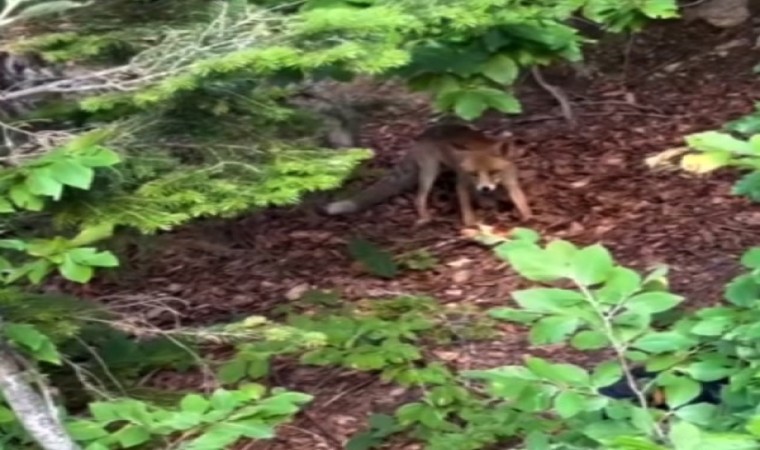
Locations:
184;427;241;450
683;361;734;382
511;227;540;243
554;391;586;418
685;131;754;154
501;245;566;281
626;292;683;314
4;323;62;364
680;152;731;174
488;307;541;324
113;425;151;448
180;394;210;414
725;274;760;306
0;406;15;423
49;159;94;190
668;421;702;450
485;90;522;114
511;288;585;312
571;330;609;350
0;239;26;251
0;197;14;212
481;54;519;84
596;267;642;304
89;402;119;423
674;403;717;426
76;146;121;167
663;377;701;409
209;388;239;411
217;420;275;439
66;420;109;441
630;406;657;436
529;316;579;345
218;359;248;384
591;361;622;388
632;332;696;354
59;254;94;283
741;247;760;268
690;316;733;336
524;431;550;450
67;248;119;267
9;184;43;211
25;168;63;199
571;244;614;286
641;0;679;18
69;223;115;246
454;91;488;120
526;357;589;386
347;238;397;279
346;433;380;450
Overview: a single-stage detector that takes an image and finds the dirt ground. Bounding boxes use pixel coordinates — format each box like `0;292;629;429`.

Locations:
65;18;760;450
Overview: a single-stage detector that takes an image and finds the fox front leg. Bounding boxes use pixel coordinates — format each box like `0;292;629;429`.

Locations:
501;165;532;220
456;179;478;227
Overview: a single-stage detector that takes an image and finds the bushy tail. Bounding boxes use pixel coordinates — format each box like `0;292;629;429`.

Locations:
324;154;418;215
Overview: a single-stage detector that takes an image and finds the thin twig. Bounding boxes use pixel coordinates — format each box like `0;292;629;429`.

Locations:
530;67;576;128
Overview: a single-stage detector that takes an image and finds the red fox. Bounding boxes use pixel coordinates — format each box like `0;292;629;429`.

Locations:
324;123;532;226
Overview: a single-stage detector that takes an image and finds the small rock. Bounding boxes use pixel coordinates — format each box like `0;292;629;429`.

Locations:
285;283;311;301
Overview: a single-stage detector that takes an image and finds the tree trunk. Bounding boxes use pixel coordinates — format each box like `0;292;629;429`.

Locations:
0;344;81;450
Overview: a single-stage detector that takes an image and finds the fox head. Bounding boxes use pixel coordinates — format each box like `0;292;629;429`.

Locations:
449;130;514;193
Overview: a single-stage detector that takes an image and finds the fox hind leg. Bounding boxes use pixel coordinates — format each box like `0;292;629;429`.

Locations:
414;158;440;225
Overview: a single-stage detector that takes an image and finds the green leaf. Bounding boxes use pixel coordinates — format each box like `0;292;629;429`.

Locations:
663;376;701;409
571;330;609;350
347;238;398;279
488;307;541;324
346;433;379;450
67;248;119;267
725;274;760;306
9;184;44;211
4;323;61;364
674;403;717;426
76;146;121;167
59;254;94;283
484;90;522;114
591;361;622;388
180;394;210;414
685;131;755;154
529;316;579;345
632;332;696;354
454;91;488;120
217;420;275;439
49;159;94;190
554;391;586;418
209;388;239;411
571;244;614;286
511;288;585;312
25;168;63;199
596;267;642;304
626;292;683;314
218;359;248;384
113;425;151;448
683;361;735;382
499;243;569;281
0;239;26;251
525;357;589;386
0;197;15;213
741;247;760;268
67;420;109;441
69;223;115;246
0;406;15;423
668;421;702;450
481;55;519;84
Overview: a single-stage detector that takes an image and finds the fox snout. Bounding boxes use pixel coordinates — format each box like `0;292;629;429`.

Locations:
476;183;497;193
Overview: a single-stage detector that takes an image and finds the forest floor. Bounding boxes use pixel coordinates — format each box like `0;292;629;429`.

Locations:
70;18;760;450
